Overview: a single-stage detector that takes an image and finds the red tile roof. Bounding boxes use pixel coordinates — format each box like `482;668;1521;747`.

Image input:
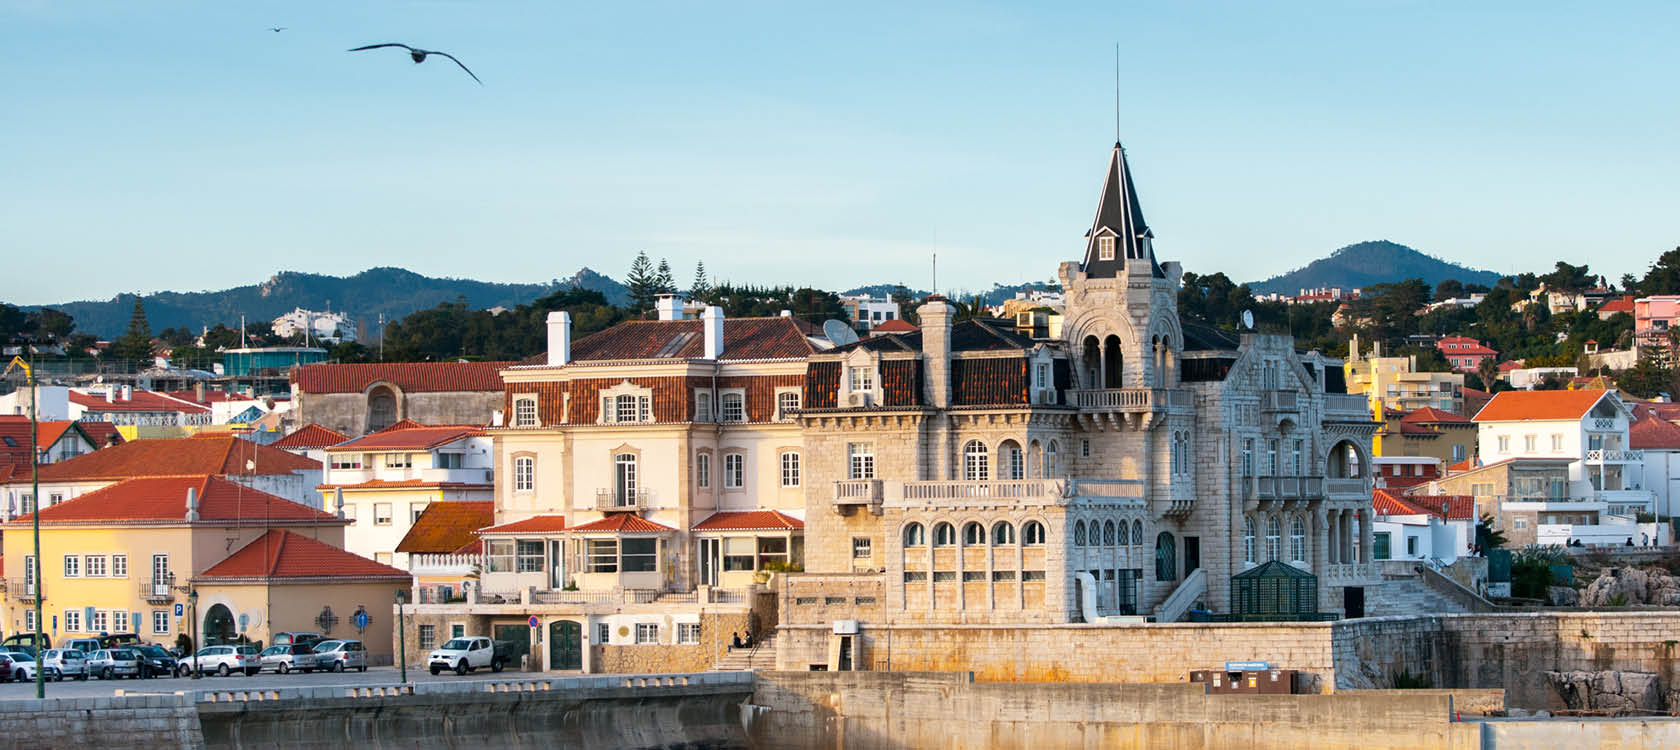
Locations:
271;424;350;450
1447;458;1474;473
77;422;124;449
0;419;114;468
328;424;483;452
5;474;338;525
1436;336;1498;356
395;501;495;553
291;361;514;395
1374;490;1474;521
68;389;210;413
692;510;804;531
1598;296;1636;315
1373;490;1435;517
871;319;918;334
317;479;493;491
1632;402;1680;423
1401;407;1471;424
12;436;320;483
477;515;568;535
196;530;408;581
1630;413;1680;451
1496;360;1525;373
567;514;675;533
1472;390;1610;422
528;317;818;364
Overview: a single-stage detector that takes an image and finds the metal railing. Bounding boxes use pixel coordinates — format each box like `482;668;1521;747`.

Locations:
139;578;173;602
1585;449;1645;463
1324;393;1371;416
1325;478;1368;496
594;488;652;511
6;579;40;601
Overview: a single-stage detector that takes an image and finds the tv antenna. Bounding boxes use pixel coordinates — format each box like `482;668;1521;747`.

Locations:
822;320;860;347
1241;310;1255;330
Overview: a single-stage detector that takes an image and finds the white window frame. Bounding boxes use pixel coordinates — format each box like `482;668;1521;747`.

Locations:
91;609;108;633
112;554;128;578
1098;234;1115;261
514;456;535;492
720;392;745;423
597;622;611;645
695;391;712;422
374;502;393;526
776;390;801;422
113;610;128;633
63;554;80;578
696;451;711;489
676;622;701;645
848;366;874;393
724;453;745;489
847;443;874;480
962;441;989;481
65;609;80;632
153;610;170;635
635;622;660;645
780;451;800;487
513;398;538;427
85;555;107;578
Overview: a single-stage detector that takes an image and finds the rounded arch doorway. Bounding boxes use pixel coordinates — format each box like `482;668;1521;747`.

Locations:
203;603;237;646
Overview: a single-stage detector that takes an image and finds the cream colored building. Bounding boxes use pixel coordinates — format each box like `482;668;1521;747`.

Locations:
1344;339;1465;420
318;423;494;570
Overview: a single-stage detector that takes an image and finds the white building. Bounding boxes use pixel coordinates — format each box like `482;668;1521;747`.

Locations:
317;424;495;569
839;294;902;332
1504;367;1577;390
1471;389;1652;516
1371;491;1475;564
0;385;72;421
272;307;357;344
1632;413;1680;519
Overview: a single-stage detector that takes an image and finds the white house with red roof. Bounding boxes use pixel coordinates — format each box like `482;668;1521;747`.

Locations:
1631;412;1680;519
1371;490;1475;564
1471;389;1654;517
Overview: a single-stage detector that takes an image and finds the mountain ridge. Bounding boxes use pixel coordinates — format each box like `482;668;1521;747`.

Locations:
1247;240;1502;296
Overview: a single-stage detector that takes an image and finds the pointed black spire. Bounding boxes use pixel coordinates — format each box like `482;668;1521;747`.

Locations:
1080;142;1163;279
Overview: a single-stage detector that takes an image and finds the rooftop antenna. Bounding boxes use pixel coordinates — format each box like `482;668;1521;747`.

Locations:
932;251;937;298
1115;41;1120;143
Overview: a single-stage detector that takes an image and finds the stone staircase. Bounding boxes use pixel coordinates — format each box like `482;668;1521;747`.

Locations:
710;631;777;672
1363;577;1470;617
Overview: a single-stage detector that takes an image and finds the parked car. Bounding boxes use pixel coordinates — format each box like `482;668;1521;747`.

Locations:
1;650;42;682
88;649;141;680
99;633;143;649
1;633;48;655
66;638;104;654
0;655;13;681
133;644;178;679
312;640;366;672
42;649;89;681
189;645;261;677
272;632;323;648
259;644;318;674
427;637;512;676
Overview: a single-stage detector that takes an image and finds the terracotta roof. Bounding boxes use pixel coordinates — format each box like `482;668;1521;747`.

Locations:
1401;407;1471;424
77;422;124;449
68;390;210;413
871;319;918;334
1598;296;1635;314
271;424;349;450
477;515;568;535
1447;458;1474;473
1436;336;1498;356
291;361;514;394
328;424;483;452
1496;360;1525;372
1472;390;1610;422
1374;490;1474;521
158;389;258;406
0;418;77;470
317;478;492;491
692;510;804;531
1373;490;1436;517
395;501;495;553
567;514;675;533
1630;414;1680;451
528;317;818;364
11;436;320;483
5;474;338;525
1632;402;1680;423
196;530;408;581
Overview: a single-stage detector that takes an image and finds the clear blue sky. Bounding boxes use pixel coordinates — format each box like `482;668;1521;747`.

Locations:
3;1;1676;305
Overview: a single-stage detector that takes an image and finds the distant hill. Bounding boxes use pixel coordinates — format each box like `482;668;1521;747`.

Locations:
20;266;631;338
842;280;1060;308
1248;241;1502;296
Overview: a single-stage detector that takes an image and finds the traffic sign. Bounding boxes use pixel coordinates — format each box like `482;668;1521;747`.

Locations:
353;611;371;629
528;615;540;628
1225;661;1269;672
174;603;184;617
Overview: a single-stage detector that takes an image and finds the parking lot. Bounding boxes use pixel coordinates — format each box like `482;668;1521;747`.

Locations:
0;664;543;699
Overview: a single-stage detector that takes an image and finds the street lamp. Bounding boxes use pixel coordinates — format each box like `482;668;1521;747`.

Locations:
4;356;43;700
394;589;408;684
171;582;201;679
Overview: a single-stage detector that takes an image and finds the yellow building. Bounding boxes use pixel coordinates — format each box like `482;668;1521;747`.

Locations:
0;473;406;657
1345;339;1465;434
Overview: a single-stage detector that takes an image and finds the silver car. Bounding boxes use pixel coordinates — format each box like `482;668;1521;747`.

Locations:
259;644;318;674
42;649;89;681
190;645;261;677
88;648;141;680
1;650;44;682
312;640;367;672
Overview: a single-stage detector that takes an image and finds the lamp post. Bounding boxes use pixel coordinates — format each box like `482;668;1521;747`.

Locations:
4;356;42;700
171;583;201;679
394;589;408;684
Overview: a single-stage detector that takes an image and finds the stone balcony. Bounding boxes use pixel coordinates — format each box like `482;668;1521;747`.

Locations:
855;477;1147;510
1323;562;1380;585
1260;390;1299;412
1585;449;1645;464
1067;387;1193;413
1323;393;1372;421
832;479;884;515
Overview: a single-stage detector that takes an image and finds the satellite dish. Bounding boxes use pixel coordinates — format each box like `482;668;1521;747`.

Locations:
823;320;860;346
1241;310;1255;330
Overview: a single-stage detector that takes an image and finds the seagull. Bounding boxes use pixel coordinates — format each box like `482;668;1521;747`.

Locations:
347;43;482;84
268;27;286;32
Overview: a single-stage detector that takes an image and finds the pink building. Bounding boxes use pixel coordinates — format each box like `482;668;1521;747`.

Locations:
1634;295;1680;352
1436;336;1498;373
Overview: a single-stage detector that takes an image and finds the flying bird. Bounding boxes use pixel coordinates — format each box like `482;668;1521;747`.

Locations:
347;43;482;84
268;27;286;32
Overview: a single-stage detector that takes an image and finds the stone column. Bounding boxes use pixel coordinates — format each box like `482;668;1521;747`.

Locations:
1359;508;1374;568
1311;509;1330;609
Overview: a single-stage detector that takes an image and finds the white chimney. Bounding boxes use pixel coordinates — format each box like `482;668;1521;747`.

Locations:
703;306;724;360
334;487;345;518
655;294;685;321
779;310;792;318
121;385;133;401
105;388;114;404
185;487;199;522
546;311;573;367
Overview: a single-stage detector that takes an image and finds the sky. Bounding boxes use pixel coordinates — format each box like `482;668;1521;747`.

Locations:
3;1;1677;305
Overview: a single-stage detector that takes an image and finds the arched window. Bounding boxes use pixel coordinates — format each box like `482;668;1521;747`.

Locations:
1001;440;1024;480
1131;520;1142;547
1155;532;1176;581
1243;517;1256;564
962;522;985;546
1023;521;1046;545
932;522;956;547
1266;516;1282;561
1118;519;1130;546
1169;432;1180;475
963;441;989;481
1290;516;1306;562
1073;520;1087;546
903;523;926;547
1045;441;1059;477
1103;520;1117;546
367;386;398;432
992;521;1016;545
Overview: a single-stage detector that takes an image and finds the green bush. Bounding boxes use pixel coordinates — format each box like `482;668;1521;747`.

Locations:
1390;669;1433;689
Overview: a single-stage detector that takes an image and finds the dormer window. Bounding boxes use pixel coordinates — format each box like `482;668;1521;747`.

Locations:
513;398;538;427
695;392;712;422
776;391;800;421
849;366;874;392
1097;235;1115;261
720;392;745;423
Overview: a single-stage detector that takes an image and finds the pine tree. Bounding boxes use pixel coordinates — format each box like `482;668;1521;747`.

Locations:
625;251;657;312
654;258;676;295
690;262;711;301
113;298;153;364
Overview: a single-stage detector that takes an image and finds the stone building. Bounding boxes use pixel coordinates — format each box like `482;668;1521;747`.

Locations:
780;142;1377;669
289;361;514;436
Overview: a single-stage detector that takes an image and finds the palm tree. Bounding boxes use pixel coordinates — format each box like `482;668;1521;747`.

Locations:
1476;514;1507;553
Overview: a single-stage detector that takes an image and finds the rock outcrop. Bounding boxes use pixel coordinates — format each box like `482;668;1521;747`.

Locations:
1546;586;1579;606
1579;567;1680;607
1544;670;1666;714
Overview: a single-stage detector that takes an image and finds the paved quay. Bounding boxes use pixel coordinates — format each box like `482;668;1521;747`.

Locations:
0;665;548;699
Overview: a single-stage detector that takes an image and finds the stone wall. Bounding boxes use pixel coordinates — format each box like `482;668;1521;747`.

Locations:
593;611;751;673
0;694;203;749
748;671;1483;750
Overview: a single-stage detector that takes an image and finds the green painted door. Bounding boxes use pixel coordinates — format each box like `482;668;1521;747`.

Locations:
549;620;581;671
492;624;529;668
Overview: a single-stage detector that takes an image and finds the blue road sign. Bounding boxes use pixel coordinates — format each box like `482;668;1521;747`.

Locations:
1225;661;1269;672
528;616;540;628
354;611;371;629
174;603;184;617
